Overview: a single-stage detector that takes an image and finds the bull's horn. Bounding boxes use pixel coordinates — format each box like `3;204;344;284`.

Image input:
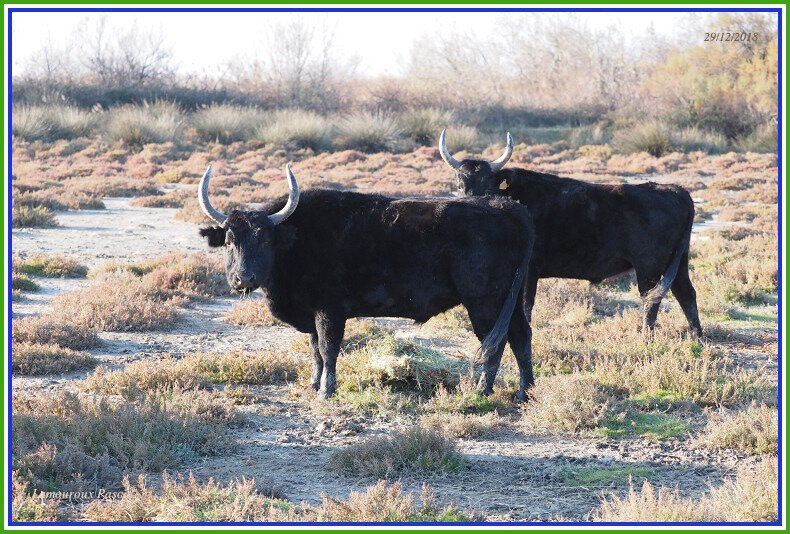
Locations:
198;165;228;225
438;129;462;170
489;132;514;173
269;162;300;226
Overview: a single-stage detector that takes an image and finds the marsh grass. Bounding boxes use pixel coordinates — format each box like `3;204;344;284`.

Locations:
224;299;283;326
82;350;302;400
336;111;402;153
49;273;182;332
13;255;88;278
255;109;331;151
12;391;237;493
328;427;463;478
84;476;473;523
597;456;777;522
13;205;58;227
695;404;778;454
105;102;184;148
12;343;97;376
192;104;263;143
11;273;40;292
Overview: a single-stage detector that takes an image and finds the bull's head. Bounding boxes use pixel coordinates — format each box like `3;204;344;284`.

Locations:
439;129;513;196
198;163;300;294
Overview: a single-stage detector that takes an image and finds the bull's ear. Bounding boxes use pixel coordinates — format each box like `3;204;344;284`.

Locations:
200;226;226;247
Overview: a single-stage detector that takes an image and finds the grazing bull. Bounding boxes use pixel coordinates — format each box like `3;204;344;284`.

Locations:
198;163;536;399
439;129;703;346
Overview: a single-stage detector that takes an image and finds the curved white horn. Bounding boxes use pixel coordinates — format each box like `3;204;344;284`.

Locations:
438;128;462;170
489;132;514;173
198;165;228;225
268;162;300;226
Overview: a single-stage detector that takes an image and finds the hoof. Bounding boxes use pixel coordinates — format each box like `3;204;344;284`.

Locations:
310;381;321;392
514;391;528;403
318;387;336;399
476;385;494;396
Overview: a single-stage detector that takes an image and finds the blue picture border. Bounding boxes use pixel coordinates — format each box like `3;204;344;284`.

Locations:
4;4;784;528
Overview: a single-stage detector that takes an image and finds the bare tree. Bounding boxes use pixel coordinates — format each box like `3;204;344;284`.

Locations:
79;16;176;86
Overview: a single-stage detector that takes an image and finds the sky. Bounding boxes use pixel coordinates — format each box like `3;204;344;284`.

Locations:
11;11;693;78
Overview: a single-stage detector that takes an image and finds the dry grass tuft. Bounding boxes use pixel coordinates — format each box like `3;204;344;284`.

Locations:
696;404;778;454
597;456;778;522
13;254;88;278
82;350;302;400
11;273;40;292
91;252;229;298
420;412;501;438
12;390;237;494
12;343;97;376
520;374;611;433
84;475;473;523
328;426;462;478
12;317;100;350
13;205;58;227
224;298;283;326
49;273;181;332
337;323;469;394
315;480;475;522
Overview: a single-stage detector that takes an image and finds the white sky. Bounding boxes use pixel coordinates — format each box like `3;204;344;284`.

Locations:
10;11;706;77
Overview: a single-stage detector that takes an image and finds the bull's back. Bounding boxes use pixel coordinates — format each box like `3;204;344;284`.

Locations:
275;191;532;320
501;172;693;279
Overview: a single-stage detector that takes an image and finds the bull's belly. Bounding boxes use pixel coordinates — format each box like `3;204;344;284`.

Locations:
539;257;632;283
348;283;458;322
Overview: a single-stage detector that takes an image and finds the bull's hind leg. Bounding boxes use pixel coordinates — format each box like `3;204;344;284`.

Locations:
465;302;508;396
509;275;537;402
670;252;703;339
315;310;346;399
308;333;323;391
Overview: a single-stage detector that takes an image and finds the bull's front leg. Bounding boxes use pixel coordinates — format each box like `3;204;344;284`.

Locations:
315;310;346;399
308;332;323;391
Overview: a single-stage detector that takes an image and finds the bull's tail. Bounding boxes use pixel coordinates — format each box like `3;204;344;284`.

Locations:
642;196;694;307
479;241;533;362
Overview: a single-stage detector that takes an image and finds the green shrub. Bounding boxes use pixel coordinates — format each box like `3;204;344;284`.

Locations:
255;109;330;151
192;104;262;143
105;102;183;148
398;108;454;145
12;206;58;227
335;111;402;152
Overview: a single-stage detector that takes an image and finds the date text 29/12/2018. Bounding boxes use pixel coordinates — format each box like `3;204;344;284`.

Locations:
705;32;759;42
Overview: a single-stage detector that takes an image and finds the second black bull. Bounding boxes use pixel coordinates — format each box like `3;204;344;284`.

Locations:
439;129;703;344
198;164;536;399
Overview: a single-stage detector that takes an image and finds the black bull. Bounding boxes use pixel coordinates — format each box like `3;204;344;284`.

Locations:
198;165;537;399
440;130;703;346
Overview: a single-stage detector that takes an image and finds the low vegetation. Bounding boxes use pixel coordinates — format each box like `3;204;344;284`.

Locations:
696;404;778;455
49;273;182;332
13;205;58;227
12;391;237;495
12;343;97;376
11;273;40;292
520;375;611;433
224;299;282;326
328;427;463;479
13;255;88;278
82;350;302;400
597;456;778;522
82;476;473;523
12;317;101;350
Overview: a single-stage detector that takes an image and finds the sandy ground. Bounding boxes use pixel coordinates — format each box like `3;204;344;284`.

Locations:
10;194;775;522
